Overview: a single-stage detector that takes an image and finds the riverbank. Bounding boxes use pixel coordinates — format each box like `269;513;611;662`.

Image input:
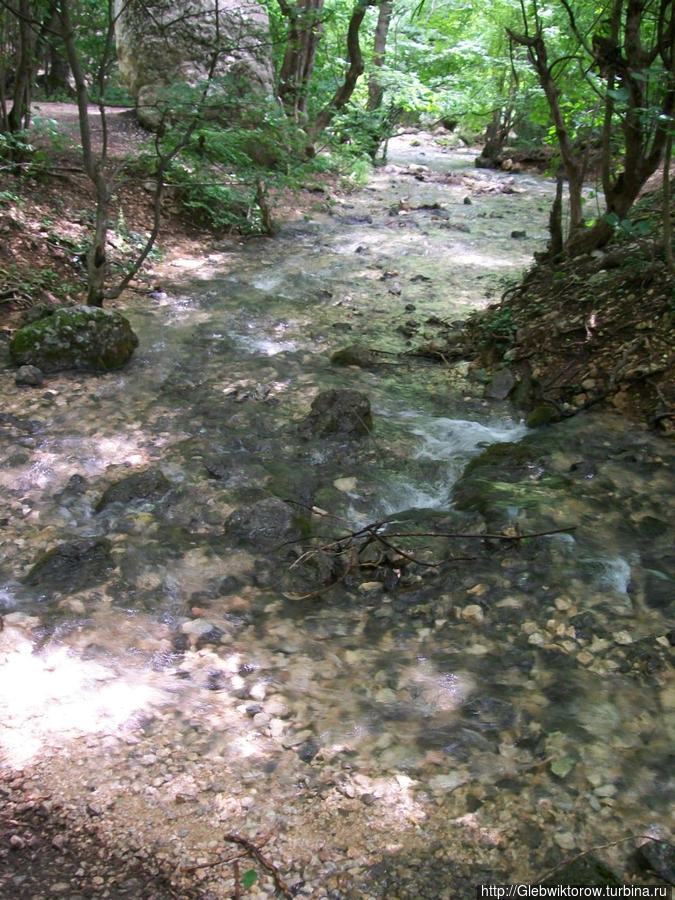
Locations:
461;184;674;432
1;105;673;432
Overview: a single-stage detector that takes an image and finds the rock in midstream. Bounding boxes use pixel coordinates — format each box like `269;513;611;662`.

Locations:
299;389;373;439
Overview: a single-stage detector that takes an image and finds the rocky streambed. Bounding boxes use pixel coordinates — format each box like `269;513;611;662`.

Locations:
0;136;673;898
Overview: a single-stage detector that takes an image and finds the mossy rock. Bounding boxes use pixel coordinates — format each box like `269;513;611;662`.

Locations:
331;344;382;369
300;389;373;439
10;305;139;373
96;467;171;512
23;538;115;594
226;497;301;547
453;440;546;515
526;403;560;427
462;441;535;478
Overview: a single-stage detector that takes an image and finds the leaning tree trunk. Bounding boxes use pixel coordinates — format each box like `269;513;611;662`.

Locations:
307;0;377;150
508;26;585;235
664;133;673;275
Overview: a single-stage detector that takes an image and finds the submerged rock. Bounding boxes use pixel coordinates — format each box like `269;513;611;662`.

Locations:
23;538;115;593
635;840;675;885
226;497;300;547
541;854;621;887
300;389;373;439
9;306;139;373
331;344;383;369
96;467;171;512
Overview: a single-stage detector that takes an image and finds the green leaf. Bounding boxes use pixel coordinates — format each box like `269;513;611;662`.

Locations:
241;868;258;889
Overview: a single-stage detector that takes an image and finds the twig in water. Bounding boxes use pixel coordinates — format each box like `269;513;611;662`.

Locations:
225;833;295;899
233;858;241;900
182;849;249;873
535;834;660;885
281;503;576;600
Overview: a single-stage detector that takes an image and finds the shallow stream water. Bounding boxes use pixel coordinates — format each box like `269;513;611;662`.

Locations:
0;136;673;898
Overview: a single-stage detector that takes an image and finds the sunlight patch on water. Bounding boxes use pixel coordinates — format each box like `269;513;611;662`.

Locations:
229;320;299;356
0;635;165;766
239;337;298;356
1;438;151;497
453;248;531;269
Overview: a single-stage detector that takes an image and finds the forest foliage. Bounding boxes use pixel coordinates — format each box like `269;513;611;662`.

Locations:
0;0;673;304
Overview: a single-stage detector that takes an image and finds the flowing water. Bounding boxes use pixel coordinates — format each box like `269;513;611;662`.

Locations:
0;136;673;898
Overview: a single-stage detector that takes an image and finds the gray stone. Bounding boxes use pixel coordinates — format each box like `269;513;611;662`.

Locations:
486;367;516;400
300;389;373;439
541;854;621;887
96;468;171;512
10;306;138;373
331;344;383;369
15;365;44;387
226;497;299;547
636;840;675;885
22;538;115;594
114;0;275;129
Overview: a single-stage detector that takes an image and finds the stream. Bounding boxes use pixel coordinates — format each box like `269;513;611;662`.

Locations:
0;135;673;898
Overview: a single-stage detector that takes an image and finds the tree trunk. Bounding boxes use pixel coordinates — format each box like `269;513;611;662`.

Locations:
478;105;513;167
564;0;673;256
7;0;36;133
277;0;324;120
508;26;586;235
367;0;392;112
58;0;109;305
85;169;111;307
308;0;377;148
664;133;673;275
548;171;564;257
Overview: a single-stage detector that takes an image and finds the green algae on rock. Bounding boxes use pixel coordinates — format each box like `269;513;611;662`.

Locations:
95;468;171;512
9;306;139;373
22;538;116;594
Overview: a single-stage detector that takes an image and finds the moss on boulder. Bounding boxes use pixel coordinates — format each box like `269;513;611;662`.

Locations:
9;306;139;373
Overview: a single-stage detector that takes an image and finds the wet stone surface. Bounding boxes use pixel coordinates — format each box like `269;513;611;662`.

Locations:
0;136;673;897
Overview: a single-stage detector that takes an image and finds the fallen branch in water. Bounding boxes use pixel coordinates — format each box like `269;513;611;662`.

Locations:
282;502;576;601
183;830;297;898
535;834;661;885
224;833;296;899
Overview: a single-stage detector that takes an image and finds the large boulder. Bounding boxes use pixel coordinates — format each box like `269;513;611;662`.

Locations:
114;0;275;129
9;306;138;373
